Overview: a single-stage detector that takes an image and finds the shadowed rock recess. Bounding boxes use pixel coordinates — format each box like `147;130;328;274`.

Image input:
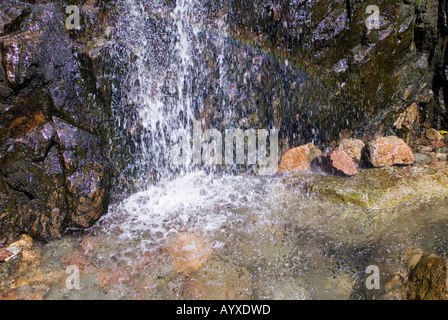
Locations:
1;0;448;242
0;0;114;241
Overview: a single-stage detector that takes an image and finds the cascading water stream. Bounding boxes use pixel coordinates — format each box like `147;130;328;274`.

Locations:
102;0;274;246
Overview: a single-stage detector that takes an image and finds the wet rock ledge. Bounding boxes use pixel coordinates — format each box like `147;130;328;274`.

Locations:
0;0;114;241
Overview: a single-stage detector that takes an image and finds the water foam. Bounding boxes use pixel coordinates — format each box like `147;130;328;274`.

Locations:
100;171;271;248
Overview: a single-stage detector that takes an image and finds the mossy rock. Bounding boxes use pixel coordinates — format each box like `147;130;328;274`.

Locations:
305;167;448;210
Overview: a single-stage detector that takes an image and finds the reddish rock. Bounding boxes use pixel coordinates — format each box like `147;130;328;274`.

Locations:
97;268;132;288
337;138;365;164
313;149;358;176
432;140;445;149
366;136;414;167
277;143;322;173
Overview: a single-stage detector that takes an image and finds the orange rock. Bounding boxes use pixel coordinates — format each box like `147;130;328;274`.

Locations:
432;140;445;149
278;143;322;173
313;149;358;176
166;233;213;275
366;136;414;167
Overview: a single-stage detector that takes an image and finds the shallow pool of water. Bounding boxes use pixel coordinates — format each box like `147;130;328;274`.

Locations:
2;171;448;300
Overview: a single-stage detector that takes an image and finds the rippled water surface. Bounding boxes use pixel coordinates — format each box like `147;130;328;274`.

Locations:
2;171;448;300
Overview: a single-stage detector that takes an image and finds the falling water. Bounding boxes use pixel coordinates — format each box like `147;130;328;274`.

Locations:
104;0;265;246
110;0;199;183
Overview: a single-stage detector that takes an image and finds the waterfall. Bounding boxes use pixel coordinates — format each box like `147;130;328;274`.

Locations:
102;0;264;244
101;0;298;245
110;0;200;185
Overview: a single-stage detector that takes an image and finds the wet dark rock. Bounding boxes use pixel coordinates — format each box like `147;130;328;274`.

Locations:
0;0;113;241
377;248;448;300
226;0;448;145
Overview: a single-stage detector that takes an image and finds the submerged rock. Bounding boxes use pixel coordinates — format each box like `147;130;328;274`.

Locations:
183;257;252;300
312;149;358;176
278;143;322;173
305;167;448;210
166;232;213;275
366;136;414;167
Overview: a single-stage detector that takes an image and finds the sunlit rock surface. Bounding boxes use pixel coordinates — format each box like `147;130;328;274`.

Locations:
338;139;365;165
305;167;448;210
365;136;415;167
277;143;322;173
311;149;358;176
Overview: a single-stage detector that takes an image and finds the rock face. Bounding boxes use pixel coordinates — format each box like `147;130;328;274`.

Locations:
366;136;414;167
0;1;113;241
305;166;448;210
277;143;321;173
313;149;358;176
226;0;448;145
338;139;365;165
